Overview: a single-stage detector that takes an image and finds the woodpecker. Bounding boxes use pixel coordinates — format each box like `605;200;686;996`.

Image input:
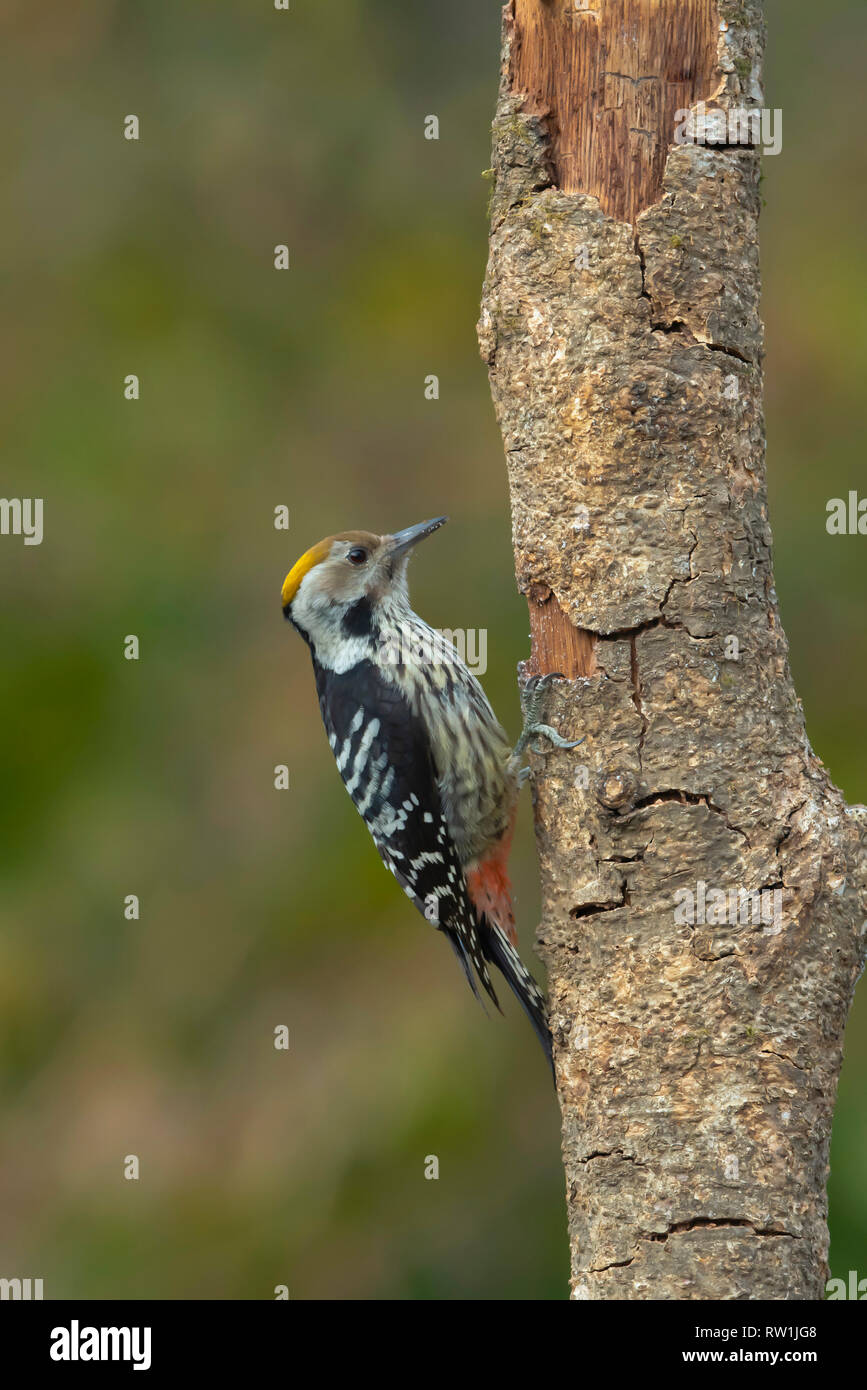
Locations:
281;517;579;1075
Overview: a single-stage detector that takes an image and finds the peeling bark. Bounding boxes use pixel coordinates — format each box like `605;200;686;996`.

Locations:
479;0;867;1300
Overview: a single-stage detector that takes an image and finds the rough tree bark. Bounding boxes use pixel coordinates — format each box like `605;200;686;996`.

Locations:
478;0;867;1300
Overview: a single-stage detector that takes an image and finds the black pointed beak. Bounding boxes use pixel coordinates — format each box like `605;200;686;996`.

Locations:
388;516;448;558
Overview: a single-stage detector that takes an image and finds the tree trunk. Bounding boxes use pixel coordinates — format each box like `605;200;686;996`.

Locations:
479;0;867;1300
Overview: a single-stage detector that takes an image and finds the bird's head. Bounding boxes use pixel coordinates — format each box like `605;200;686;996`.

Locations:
282;516;447;651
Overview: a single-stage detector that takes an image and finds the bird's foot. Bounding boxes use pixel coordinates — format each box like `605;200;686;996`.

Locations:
514;672;585;770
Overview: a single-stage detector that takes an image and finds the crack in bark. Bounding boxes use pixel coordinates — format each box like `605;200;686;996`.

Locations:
618;789;751;845
570;881;629;920
603;72;657;85
629;634;648;769
651;317;691;336
593;538;701;642
635;230;650;301
590;1215;799;1280
577;1147;646;1166
640;1217;798;1243
600;616;664;642
707;340;753;365
680;1037;705;1079
759;1046;808;1074
775;800;808;857
589;1254;636;1273
633;228;758;367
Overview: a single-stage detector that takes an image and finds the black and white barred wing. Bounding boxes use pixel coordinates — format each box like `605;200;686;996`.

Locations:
312;658;498;1004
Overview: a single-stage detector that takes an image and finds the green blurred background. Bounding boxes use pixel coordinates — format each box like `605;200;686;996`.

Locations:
0;0;863;1299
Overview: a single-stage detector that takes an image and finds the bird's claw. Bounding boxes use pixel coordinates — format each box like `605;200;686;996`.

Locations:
515;673;584;760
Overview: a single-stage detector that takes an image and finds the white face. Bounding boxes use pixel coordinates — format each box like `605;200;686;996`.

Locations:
288;532;408;644
282;518;448;648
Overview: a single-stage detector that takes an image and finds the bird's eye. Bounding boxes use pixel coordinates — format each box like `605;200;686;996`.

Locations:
347;547;368;566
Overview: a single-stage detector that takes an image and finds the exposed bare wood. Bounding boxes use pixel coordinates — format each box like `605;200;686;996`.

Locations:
510;0;719;222
526;591;597;678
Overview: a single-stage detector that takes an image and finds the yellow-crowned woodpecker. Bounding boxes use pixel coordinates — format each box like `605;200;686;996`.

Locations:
281;517;579;1074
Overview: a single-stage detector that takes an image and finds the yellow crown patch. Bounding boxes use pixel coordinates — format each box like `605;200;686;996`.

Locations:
281;539;332;608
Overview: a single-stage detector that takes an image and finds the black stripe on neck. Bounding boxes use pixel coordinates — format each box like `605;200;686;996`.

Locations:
342;597;376;640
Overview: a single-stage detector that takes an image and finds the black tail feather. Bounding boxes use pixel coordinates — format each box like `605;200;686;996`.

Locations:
444;925;500;1014
478;919;555;1080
